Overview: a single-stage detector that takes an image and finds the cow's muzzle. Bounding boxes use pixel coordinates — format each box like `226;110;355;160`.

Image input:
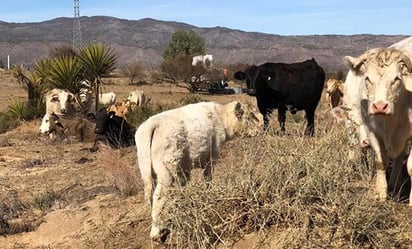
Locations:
246;89;256;96
370;101;391;115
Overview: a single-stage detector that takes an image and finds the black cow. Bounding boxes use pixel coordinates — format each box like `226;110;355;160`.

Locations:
234;58;325;136
93;108;136;150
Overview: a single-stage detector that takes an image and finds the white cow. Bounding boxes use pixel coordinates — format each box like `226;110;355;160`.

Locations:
127;90;147;108
98;92;116;106
44;88;76;115
343;48;412;204
39;113;95;142
135;101;261;240
332;37;412;148
191;54;213;67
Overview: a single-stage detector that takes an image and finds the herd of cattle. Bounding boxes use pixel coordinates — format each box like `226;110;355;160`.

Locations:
34;37;412;241
39;84;147;150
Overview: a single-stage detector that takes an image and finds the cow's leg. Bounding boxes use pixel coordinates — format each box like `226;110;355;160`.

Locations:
407;151;412;206
277;107;286;134
304;109;315;136
387;150;410;202
257;101;271;131
150;163;173;241
369;135;389;201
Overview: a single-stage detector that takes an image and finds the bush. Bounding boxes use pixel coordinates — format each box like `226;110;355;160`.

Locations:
122;63;143;85
31;189;58;211
0;112;19;133
127;103;172;127
98;144;139;196
7;100;45;121
160;55;193;83
179;94;208;106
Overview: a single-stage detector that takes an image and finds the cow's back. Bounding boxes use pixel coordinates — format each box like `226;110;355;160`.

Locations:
141;102;226;168
262;59;325;109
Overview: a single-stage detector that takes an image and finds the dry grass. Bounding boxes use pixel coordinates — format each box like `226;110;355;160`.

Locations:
98;144;139;196
159;119;410;249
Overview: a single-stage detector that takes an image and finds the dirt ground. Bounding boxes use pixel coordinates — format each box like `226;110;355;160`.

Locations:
0;70;270;249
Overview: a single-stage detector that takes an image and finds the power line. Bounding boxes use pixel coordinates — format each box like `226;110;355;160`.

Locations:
73;0;82;49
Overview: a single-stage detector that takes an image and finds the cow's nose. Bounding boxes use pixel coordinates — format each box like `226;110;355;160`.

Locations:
60;108;66;114
371;101;389;114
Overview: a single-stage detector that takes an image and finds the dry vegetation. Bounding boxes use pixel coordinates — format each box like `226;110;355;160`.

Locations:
0;69;411;249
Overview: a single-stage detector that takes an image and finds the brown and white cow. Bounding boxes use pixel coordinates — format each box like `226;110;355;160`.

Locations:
44;88;76;115
343;48;412;204
325;78;344;109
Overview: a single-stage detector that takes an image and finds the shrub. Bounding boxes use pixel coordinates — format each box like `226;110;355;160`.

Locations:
31;189;58;211
127;103;172;127
98;144;139;196
122;63;143;85
7;100;45;121
0;112;19;133
179;94;208;106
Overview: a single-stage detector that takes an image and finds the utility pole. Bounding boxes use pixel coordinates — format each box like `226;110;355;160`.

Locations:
73;0;82;49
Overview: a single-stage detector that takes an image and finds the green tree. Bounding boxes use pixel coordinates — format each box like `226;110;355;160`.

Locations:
163;30;205;60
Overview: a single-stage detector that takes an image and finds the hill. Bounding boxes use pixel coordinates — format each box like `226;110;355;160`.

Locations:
0;16;408;72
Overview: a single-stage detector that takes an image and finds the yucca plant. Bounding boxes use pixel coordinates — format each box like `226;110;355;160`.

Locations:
78;43;117;111
7;100;31;120
35;56;83;93
11;65;43;109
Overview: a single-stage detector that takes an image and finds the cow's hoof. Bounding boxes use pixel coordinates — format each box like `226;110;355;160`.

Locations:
150;226;170;243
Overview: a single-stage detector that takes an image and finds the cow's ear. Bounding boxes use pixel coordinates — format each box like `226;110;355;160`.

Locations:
55;120;64;129
344;56;368;76
330;106;350;123
68;92;75;101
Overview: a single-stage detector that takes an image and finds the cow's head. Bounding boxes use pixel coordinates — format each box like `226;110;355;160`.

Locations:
326;79;344;95
39;113;52;134
221;101;263;138
95;108;110;134
46;89;75;114
39;113;64;138
344;48;412;115
234;65;259;95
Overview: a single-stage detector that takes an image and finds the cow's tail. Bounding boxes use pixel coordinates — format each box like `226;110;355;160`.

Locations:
135;120;158;206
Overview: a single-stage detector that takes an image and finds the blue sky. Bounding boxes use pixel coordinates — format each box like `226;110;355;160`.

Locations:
1;0;411;35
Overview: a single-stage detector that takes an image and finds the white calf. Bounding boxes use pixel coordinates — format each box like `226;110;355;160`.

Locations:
135;101;261;240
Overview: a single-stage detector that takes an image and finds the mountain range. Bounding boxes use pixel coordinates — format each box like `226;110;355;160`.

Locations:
0;16;408;72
